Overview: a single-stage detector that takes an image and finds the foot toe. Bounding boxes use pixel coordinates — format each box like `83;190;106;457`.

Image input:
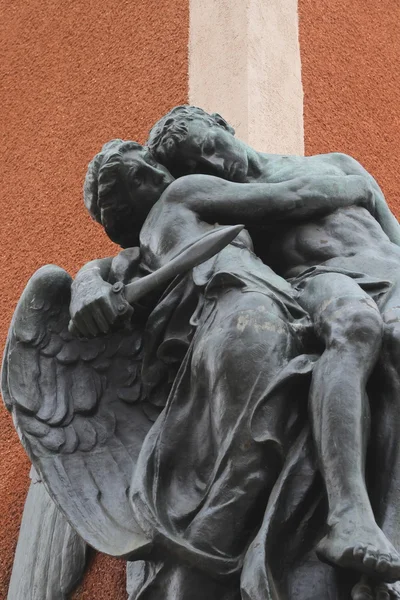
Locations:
364;547;378;569
377;554;392;573
389;555;400;580
354;544;367;560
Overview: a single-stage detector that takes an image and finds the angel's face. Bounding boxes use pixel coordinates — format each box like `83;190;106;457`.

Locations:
123;148;174;216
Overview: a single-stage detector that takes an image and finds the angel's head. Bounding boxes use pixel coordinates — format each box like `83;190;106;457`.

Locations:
84;139;174;248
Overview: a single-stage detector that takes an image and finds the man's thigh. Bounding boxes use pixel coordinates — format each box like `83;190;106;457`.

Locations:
295;272;379;333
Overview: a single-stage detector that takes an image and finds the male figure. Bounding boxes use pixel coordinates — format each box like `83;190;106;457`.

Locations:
70;139;376;599
147;106;400;597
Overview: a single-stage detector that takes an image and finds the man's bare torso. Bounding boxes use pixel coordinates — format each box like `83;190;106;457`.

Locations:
250;153;400;281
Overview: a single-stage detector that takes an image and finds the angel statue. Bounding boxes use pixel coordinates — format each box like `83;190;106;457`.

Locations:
3;137;315;599
3;120;400;600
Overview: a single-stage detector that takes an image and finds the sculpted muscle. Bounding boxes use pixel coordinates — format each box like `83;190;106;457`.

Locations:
146;105;400;595
267;206;393;277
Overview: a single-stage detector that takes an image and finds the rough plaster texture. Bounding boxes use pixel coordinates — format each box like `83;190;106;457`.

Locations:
189;0;304;154
299;0;400;217
189;0;249;140
0;0;188;598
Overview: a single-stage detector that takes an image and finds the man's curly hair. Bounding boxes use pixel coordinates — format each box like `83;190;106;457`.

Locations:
84;139;144;248
147;105;235;176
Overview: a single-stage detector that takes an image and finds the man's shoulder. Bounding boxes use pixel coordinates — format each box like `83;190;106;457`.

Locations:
312;152;363;170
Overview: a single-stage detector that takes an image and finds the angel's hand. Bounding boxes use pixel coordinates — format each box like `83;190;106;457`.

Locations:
69;276;132;338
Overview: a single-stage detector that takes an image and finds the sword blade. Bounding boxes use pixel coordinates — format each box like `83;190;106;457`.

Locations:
124;224;244;304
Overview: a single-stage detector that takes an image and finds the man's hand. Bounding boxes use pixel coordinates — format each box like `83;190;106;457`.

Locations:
69;274;132;338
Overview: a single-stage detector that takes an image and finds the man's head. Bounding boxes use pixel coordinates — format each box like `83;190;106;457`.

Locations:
147;105;249;182
84;139;173;247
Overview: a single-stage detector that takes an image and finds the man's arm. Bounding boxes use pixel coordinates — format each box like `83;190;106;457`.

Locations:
339;153;400;246
369;178;400;245
165;173;374;227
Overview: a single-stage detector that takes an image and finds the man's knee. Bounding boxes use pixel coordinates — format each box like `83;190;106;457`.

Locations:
318;297;383;350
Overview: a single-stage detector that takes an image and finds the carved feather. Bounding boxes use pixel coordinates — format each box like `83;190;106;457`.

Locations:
2;264;154;558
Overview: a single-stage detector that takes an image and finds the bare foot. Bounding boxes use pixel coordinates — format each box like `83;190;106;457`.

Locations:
316;512;400;582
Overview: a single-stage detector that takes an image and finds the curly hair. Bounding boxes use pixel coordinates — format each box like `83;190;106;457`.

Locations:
84;139;144;248
146;105;235;176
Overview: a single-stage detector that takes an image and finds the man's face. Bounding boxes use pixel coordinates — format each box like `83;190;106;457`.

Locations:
174;119;248;182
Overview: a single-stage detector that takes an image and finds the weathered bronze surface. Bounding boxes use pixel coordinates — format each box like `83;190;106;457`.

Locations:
4;106;400;600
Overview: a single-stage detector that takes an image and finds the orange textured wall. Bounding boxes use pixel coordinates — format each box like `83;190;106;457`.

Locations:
0;0;188;597
299;0;400;217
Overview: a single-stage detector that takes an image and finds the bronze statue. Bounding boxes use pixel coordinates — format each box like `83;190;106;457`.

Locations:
3;108;400;600
148;105;400;600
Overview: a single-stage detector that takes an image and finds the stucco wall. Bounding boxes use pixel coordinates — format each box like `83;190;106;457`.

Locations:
299;0;400;216
0;1;188;597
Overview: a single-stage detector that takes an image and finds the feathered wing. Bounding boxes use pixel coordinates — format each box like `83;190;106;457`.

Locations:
2;265;155;558
7;467;87;600
3;318;87;600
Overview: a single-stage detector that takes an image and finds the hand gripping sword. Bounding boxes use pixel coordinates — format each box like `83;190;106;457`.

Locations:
70;224;244;333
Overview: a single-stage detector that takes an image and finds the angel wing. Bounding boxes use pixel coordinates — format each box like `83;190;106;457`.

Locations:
7;467;87;600
2;264;156;559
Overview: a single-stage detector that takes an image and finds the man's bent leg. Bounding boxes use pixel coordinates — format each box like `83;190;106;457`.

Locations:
352;291;400;599
297;273;400;580
369;296;400;552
